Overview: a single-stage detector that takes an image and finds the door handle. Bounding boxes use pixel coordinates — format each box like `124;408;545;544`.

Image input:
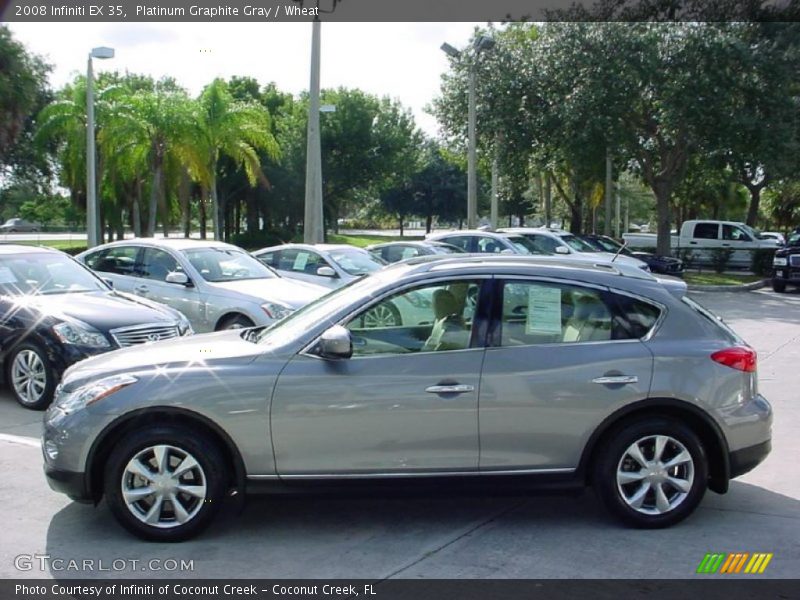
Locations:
689;241;698;245
592;375;638;385
425;384;475;394
721;243;730;247
134;285;149;294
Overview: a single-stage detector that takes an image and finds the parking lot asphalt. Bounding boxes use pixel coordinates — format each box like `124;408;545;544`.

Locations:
0;289;798;580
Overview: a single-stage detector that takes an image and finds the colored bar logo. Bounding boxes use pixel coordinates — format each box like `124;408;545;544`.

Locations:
697;552;773;574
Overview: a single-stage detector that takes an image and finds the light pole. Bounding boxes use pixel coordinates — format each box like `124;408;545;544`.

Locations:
86;46;114;248
303;20;324;244
441;35;494;230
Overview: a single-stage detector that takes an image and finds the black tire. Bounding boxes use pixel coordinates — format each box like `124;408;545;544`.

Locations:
772;279;786;293
360;302;402;328
217;314;255;330
593;416;708;529
6;342;56;410
104;426;227;542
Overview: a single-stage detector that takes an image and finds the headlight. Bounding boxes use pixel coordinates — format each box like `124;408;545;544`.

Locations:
52;322;111;348
262;302;293;320
55;374;137;414
177;315;193;336
773;257;788;266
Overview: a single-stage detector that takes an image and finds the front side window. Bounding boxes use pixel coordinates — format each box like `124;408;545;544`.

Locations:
345;280;482;357
476;237;504;253
528;234;561;254
560;234;598;252
140;248;182;281
495;281;660;347
439;236;472;252
722;225;752;242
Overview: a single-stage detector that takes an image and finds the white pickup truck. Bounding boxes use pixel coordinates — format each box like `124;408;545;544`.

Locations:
623;220;779;267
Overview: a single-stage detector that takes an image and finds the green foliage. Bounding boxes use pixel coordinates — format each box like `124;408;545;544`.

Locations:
229;229;292;251
751;249;776;277
18;195;71;229
710;248;735;273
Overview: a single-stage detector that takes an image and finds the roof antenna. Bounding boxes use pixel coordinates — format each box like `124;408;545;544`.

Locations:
611;239;628;263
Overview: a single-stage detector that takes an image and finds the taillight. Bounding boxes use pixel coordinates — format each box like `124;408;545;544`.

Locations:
711;347;757;373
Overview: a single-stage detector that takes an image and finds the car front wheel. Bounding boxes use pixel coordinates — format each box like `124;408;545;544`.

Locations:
593;417;708;528
8;343;55;410
772;279;786;293
104;426;227;542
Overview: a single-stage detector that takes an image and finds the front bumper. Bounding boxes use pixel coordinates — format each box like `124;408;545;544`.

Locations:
43;464;92;503
729;439;771;479
773;267;800;284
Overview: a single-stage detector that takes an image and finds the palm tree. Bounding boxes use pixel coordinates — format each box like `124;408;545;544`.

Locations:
194;79;279;240
102;89;197;237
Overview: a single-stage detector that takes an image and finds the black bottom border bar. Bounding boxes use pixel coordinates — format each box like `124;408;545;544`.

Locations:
4;579;798;600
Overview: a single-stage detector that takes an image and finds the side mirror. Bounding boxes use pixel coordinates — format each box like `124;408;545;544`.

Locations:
316;266;337;278
317;325;352;360
555;246;570;255
166;271;190;286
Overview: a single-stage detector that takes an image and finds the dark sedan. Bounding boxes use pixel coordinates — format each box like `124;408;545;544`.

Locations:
580;234;684;275
0;245;191;409
367;240;465;264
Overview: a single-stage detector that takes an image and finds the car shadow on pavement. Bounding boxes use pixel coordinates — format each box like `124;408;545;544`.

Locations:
44;481;800;579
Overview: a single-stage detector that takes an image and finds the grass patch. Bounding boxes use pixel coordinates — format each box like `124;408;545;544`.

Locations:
683;272;764;286
327;233;425;248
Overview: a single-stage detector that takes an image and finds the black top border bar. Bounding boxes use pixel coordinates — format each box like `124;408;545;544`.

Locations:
3;0;800;23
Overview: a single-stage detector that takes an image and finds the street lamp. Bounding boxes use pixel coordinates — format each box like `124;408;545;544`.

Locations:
86;46;114;248
441;35;495;230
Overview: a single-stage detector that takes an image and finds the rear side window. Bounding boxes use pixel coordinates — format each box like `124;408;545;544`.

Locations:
84;246;140;276
440;236;471;252
693;223;719;239
610;294;663;339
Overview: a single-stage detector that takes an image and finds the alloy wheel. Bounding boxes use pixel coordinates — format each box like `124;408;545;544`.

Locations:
11;349;47;407
363;304;400;328
121;444;207;529
616;434;695;516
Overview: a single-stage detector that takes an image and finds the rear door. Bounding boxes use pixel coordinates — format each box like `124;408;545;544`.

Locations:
478;278;657;471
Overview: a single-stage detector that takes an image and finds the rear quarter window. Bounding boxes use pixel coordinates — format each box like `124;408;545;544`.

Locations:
609;293;663;339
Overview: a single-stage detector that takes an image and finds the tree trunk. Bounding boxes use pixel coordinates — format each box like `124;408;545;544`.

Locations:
210;174;222;241
132;180;142;238
653;181;673;256
425;213;433;234
199;189;208;240
398;216;404;237
179;170;190;238
745;183;763;228
147;161;163;237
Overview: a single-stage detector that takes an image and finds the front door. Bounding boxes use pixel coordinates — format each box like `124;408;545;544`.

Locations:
271;279;487;475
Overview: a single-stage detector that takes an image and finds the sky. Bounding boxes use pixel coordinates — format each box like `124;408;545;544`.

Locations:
8;22;483;136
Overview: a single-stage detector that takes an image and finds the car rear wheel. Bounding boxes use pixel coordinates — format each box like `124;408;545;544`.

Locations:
104;426;227;542
772;279;786;293
593;417;708;528
7;343;55;410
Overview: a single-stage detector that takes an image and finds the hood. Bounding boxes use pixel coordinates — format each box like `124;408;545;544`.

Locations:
208;277;326;309
776;245;800;257
20;291;176;332
60;329;260;391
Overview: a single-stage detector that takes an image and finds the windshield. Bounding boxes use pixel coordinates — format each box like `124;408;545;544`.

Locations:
255;265;411;344
182;247;277;282
506;236;537;255
561;234;599;252
0;253;107;296
328;248;385;276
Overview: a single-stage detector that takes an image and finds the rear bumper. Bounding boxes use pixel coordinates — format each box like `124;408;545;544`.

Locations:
729;439;771;479
44;464;92;503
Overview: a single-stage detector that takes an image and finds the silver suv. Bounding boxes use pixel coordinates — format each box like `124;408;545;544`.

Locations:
44;256;771;541
77;239;327;332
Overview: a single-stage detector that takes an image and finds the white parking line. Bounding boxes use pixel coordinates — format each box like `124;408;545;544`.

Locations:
0;433;41;448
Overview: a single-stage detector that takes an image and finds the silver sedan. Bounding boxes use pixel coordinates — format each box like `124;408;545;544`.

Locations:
77;239;327;332
44;255;771;541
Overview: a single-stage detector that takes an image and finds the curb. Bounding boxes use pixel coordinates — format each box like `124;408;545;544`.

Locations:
687;279;769;292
